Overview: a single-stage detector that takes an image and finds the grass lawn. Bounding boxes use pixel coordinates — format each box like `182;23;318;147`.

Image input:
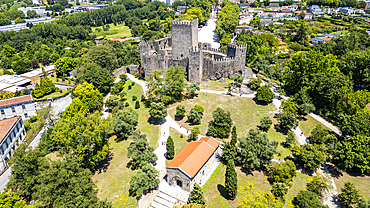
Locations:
47;75;74;86
36;90;68;101
330;167;370;200
298;115;329;137
92;23;131;39
167;92;275;138
267;117;293;160
199;79;232;91
0;69;14;75
10;2;26;10
93;80;160;207
202;163;311;208
169;127;188;156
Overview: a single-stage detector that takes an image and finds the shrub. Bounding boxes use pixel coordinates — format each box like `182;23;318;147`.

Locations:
132;95;137;101
135;101;140;109
125;102;129;107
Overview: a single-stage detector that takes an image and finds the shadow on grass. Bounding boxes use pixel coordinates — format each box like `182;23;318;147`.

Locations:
274;123;288;135
217;184;229;200
252;97;269;106
94;148;114;174
324;163;343;179
296;165;314;176
147;117;166;125
240;166;268;176
174;115;184;121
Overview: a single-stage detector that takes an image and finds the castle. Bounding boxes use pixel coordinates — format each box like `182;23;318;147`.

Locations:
139;19;252;83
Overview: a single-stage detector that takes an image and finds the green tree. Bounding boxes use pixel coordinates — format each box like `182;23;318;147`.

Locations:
238;129;278;169
299;11;306;19
11;57;31;74
149;102;167;120
127;131;157;170
292;190;325;208
48;111;112;170
278;112;297;130
113;108;138;140
34;159;103;207
72;82;104;112
188;184;206;207
86;44;118;70
291;144;327;171
0;192;26;207
188;108;203;125
285;51;340;94
189;126;200;141
176;105;186;118
54;57;77;77
161;66;187;104
294;23;308;45
256;85;275;103
338;182;361;208
193;105;204;114
285;131;296;147
259;116;272;132
225;160;238;200
306;173;333;195
271;183;288;199
105;95;121;109
129;164;160;197
340;110;370;137
221;140;237;163
248;77;262;90
187;83;200;98
135;100;140;109
77;62;114;95
8;144;45;199
238;181;284;207
268;160;296;184
336;86;370;116
207;107;233;139
281;99;299;116
166;136;175;159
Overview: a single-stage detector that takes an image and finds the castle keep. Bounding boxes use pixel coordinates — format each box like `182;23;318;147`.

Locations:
139;19;251;83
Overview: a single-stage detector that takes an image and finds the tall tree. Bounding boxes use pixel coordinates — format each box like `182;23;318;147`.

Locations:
292;190;325;208
77;62;114;95
54;57;77;77
256;85;275;103
207;107;233;139
338;182;361;208
113;108;138;140
127;132;157;170
149;102;167;120
188;184;206;207
238;129;278;169
166;136;175;159
86;44;118;70
225;160;237;200
72;82;104;113
129;164;160;197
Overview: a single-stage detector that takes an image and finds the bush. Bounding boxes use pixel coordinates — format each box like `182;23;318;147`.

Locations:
141;94;145;102
176;105;186;118
131;82;135;86
256;85;275;103
135;101;140;109
119;74;127;80
134;73;139;78
180;134;184;138
125;102;129;107
259;116;272;132
132;95;137;101
193;105;204;114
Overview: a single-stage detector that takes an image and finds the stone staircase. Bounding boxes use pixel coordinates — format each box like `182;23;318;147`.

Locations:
150;181;190;208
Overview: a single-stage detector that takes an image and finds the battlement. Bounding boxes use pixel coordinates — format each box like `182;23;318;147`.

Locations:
227;42;247;48
171;18;198;26
140;40;154;47
203;56;237;63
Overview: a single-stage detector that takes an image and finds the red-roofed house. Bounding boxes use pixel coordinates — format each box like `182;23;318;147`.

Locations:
166;137;221;191
0;95;37;120
0;116;26;171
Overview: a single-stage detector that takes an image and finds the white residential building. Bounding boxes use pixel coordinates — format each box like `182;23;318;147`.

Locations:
0;116;26;172
0;95;38;120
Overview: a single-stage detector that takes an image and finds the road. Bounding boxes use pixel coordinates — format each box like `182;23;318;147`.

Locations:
198;15;220;49
0;94;72;192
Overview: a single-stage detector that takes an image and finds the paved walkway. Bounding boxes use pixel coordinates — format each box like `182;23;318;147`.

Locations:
198;16;220;49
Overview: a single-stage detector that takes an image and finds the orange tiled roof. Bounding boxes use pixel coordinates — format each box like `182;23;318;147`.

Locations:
0;95;32;108
0;116;19;141
166;137;220;178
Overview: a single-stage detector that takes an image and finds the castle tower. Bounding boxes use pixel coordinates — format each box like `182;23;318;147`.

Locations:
227;42;247;73
171;19;199;59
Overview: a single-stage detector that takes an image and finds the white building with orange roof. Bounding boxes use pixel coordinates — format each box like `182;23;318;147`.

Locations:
0;116;26;171
166;137;221;191
0;95;38;120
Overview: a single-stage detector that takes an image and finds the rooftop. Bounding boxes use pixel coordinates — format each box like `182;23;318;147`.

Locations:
166;137;220;178
19;65;55;78
0;75;31;86
0;116;20;141
0;95;33;108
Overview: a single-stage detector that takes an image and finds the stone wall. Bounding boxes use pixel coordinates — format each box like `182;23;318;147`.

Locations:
167;168;192;192
113;65;139;77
